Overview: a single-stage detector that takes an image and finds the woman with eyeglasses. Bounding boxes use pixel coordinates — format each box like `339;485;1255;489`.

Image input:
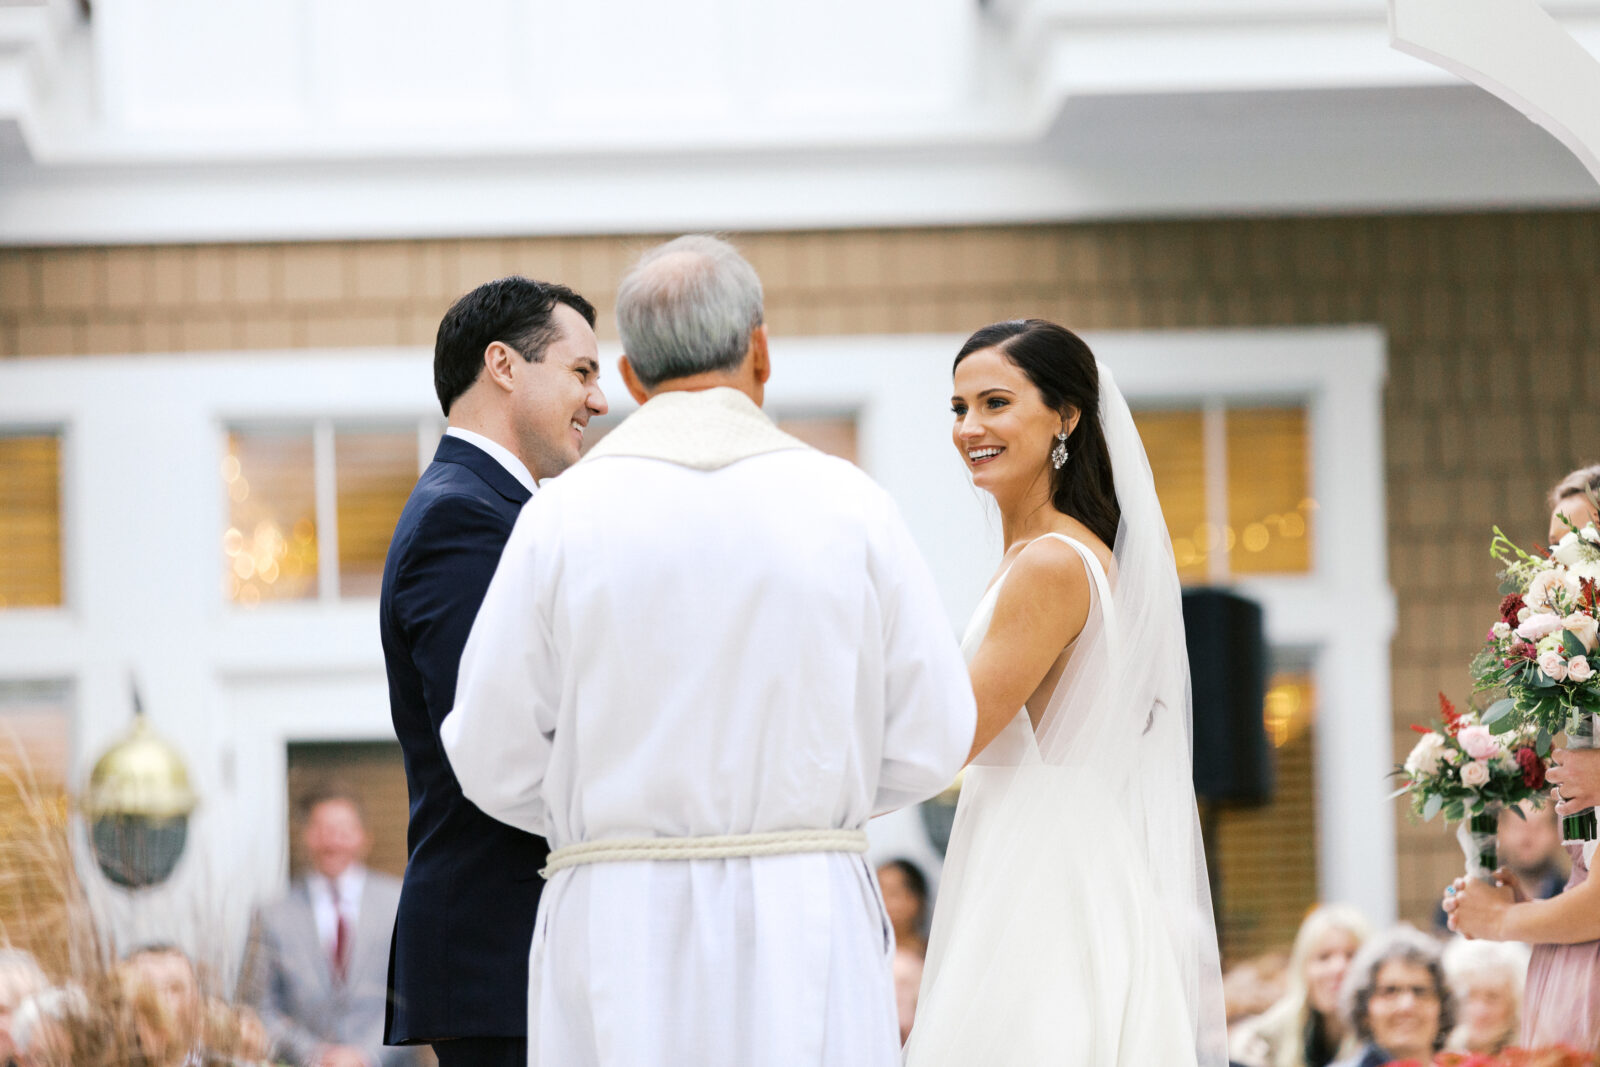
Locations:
1328;926;1453;1067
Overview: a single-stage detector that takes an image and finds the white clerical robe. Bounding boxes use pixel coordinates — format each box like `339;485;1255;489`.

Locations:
441;387;976;1067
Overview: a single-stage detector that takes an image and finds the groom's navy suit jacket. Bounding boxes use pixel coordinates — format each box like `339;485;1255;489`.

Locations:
381;434;549;1044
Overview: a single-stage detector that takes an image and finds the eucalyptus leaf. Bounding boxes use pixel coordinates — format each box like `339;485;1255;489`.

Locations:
1564;630;1588;659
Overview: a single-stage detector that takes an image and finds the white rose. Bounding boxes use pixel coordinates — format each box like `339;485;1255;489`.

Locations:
1555;532;1588;566
1572;560;1600;586
1519;607;1533;623
1564;612;1599;653
1527;568;1583;612
1460;760;1492;788
1540;649;1570;681
1583;524;1600;546
1405;732;1447;777
1572;657;1596;683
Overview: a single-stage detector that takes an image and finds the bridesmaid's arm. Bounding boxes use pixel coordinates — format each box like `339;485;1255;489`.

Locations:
964;540;1091;764
1449;865;1600;944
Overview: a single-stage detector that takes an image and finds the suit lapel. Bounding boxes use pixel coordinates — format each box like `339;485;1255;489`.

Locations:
433;434;532;506
289;881;335;994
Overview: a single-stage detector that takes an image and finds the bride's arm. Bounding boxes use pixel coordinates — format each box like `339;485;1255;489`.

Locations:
964;540;1093;763
1449;864;1600;944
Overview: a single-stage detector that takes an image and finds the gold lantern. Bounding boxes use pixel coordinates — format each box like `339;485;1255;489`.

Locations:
83;706;197;889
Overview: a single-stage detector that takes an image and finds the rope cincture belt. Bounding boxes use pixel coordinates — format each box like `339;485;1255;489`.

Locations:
540;828;869;878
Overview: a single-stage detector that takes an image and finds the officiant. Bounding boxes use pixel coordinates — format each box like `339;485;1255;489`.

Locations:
441;234;976;1067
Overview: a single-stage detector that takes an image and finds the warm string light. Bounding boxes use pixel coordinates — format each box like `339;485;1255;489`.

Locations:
222;446;317;606
1171;497;1317;572
1263;680;1312;748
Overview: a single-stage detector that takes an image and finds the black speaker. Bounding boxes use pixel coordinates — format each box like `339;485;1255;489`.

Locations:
1182;588;1272;804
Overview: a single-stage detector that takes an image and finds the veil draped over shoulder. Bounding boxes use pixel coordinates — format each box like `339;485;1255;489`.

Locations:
908;362;1227;1067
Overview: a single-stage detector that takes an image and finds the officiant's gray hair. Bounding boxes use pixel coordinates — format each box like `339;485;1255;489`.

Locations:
616;234;765;388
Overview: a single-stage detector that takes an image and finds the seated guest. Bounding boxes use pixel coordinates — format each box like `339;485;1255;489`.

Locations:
1230;904;1371;1067
0;949;47;1066
1329;926;1453;1067
877;859;930;957
240;784;421;1067
878;859;932;1044
121;943;203;1066
1441;938;1528;1056
10;986;90;1067
1498;801;1568;902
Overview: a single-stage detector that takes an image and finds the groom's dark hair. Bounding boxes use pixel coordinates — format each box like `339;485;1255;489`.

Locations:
434;276;597;416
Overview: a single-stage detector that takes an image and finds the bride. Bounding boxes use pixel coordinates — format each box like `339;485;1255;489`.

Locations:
903;320;1227;1066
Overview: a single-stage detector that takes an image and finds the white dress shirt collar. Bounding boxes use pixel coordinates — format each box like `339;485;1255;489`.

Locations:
445;426;539;495
308;864;367;949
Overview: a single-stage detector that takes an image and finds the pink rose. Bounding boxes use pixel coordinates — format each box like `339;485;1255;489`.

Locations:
1457;725;1500;761
1564;612;1599;652
1460;759;1492;788
1571;657;1595;683
1516;613;1566;641
1540;650;1570;681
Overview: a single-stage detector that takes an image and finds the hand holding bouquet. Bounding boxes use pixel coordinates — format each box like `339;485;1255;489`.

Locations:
1472;520;1600;842
1396;694;1548;878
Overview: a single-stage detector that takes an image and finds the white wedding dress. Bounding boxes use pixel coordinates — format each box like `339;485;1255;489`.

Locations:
903;366;1227;1067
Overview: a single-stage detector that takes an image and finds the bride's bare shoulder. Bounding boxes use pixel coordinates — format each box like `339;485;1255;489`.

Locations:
1003;536;1095;603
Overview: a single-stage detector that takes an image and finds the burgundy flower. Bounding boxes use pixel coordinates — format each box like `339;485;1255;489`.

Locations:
1501;593;1526;626
1517;747;1546;790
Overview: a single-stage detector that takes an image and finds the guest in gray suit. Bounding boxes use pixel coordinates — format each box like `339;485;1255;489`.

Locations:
242;785;421;1067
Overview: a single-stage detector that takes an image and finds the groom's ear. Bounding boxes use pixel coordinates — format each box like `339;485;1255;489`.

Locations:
482;341;518;394
617;355;652;405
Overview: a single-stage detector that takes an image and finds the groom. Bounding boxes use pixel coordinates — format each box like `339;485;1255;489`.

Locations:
380;277;607;1066
441;234;976;1066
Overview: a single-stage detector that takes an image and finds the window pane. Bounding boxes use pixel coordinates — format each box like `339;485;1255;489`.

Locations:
0;433;63;608
1226;408;1312;576
0;681;73;975
1212;671;1318;961
776;414;858;465
225;428;318;606
1131;410;1208;582
336;429;417;598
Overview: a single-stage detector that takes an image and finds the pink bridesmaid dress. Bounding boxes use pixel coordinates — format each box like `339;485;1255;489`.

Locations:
1522;843;1600;1053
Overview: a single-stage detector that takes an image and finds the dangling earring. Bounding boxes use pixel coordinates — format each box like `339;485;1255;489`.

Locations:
1051;431;1070;470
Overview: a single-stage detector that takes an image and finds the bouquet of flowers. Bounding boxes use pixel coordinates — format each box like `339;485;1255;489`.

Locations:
1472;520;1600;842
1396;694;1548;878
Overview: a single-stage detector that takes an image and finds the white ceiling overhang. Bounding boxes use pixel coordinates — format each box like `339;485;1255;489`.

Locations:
2;0;1598;245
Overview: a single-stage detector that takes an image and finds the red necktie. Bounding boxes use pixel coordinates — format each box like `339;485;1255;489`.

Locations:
332;907;351;984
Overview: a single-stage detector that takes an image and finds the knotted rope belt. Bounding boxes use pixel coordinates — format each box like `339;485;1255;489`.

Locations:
540;828;868;878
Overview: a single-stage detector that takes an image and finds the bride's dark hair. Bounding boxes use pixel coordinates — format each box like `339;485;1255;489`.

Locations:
953;319;1121;547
